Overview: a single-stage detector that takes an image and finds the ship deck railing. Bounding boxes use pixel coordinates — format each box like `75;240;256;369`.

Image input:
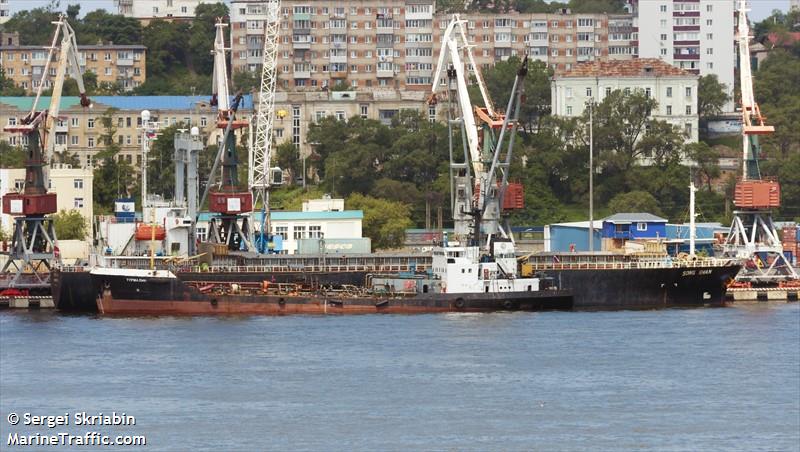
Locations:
182;264;430;274
525;258;737;271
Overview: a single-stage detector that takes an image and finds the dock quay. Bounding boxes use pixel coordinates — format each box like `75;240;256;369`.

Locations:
0;296;56;309
725;287;799;302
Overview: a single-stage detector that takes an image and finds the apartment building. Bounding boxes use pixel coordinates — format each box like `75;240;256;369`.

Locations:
0;0;10;24
628;0;735;111
0;96;246;170
551;58;699;143
0;165;94;237
0;44;147;93
270;89;435;158
115;0;221;22
230;0;634;91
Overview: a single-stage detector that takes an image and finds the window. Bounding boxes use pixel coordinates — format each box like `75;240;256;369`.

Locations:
685;122;692;137
659;5;667;12
685;87;692;98
660;48;668;56
645;87;651;98
566;87;573;98
585;87;592;98
74;198;84;208
73;179;83;189
706;4;712;12
706;19;712;26
666;105;672;115
88;118;95;128
666;86;673;98
605;87;611;97
309;226;323;238
71;135;78;145
293;226;306;239
88;137;94;148
660;34;667;41
566;105;572;116
275;226;288;240
637;222;647;231
360;104;368;119
706;48;713;55
686;105;692;115
660;19;667;27
707;62;714;69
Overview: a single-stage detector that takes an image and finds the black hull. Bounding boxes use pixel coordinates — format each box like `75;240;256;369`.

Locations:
541;265;740;309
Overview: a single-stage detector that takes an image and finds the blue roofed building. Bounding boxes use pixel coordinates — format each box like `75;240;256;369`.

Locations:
601;213;668;240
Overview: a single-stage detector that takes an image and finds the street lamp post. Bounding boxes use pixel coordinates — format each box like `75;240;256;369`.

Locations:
587;100;594;252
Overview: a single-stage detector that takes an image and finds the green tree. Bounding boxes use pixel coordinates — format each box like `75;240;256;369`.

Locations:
3;6;59;45
76;9;143;45
468;56;552;133
274;141;301;183
0;67;26;96
0;142;26;168
685;142;720;191
186;3;230;75
346;193;413;249
697;74;730;119
232;69;261;92
608;191;664;217
93;108;137;212
52;209;87;240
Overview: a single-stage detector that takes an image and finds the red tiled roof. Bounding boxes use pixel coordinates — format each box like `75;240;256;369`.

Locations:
767;32;800;46
554;58;693;78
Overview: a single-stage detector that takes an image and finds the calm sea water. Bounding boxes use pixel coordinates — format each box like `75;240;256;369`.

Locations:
1;304;799;451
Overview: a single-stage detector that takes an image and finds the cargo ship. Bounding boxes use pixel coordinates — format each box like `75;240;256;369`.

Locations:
91;240;573;315
521;253;741;310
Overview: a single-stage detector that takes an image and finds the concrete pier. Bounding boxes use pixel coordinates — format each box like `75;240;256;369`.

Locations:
0;296;55;309
726;288;799;302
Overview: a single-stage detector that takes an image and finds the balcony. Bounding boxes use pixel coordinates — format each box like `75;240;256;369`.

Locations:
294;70;312;78
330;54;347;63
377;68;395;78
117;58;134;66
293;12;310;21
292;38;311;50
54;124;68;133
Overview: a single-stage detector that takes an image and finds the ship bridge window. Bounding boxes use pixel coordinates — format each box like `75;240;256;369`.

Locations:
447;258;455;263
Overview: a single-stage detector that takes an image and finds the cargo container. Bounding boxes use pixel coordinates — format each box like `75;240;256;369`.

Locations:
1;193;57;215
734;180;780;208
502;182;524;210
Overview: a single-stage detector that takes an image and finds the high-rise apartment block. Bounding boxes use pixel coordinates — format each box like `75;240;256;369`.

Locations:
115;0;220;22
229;0;636;91
628;0;735;110
0;44;147;93
0;0;10;24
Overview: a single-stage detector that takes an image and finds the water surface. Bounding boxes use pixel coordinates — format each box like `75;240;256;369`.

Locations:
1;304;798;451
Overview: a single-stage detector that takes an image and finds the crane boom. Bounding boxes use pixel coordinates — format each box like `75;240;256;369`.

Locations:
248;0;282;254
736;0;773;180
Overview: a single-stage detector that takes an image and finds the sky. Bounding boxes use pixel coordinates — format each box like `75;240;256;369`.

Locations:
6;0;793;21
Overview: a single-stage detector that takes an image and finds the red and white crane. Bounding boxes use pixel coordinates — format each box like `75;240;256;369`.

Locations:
723;0;796;282
2;15;90;290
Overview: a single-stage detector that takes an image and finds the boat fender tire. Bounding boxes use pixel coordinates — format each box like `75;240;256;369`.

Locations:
210;298;218;307
503;300;513;310
454;298;465;309
278;298;285;306
375;299;389;307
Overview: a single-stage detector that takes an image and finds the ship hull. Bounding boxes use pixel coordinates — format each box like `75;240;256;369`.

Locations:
540;265;740;310
93;273;572;316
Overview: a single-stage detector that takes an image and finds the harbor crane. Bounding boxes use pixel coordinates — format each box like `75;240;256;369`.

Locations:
430;14;525;250
248;0;283;254
1;15;90;291
200;19;254;251
723;0;797;282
